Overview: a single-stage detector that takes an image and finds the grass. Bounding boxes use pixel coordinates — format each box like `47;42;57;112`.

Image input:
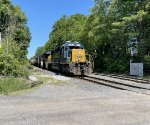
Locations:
0;67;69;95
38;76;54;83
0;77;29;95
143;75;150;80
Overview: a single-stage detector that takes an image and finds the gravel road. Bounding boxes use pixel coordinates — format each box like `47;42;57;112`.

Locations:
1;71;150;125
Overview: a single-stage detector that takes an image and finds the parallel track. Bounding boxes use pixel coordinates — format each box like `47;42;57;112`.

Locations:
34;66;150;95
102;74;150;84
77;75;150;95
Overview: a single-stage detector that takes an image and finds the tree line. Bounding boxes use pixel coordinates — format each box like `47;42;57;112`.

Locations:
34;0;150;74
0;0;31;76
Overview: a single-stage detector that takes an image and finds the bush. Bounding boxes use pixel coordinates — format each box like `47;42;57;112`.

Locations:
104;57;129;73
0;77;29;94
0;54;29;77
0;39;29;77
144;56;150;74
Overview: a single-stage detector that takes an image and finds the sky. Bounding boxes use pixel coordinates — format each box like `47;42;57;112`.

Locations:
12;0;95;59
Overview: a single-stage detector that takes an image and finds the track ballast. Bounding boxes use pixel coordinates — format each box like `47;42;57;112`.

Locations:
77;75;150;95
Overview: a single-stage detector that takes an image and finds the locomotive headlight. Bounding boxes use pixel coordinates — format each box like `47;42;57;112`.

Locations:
86;61;91;65
76;60;80;64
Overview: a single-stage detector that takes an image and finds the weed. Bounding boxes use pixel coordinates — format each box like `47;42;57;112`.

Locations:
0;77;29;95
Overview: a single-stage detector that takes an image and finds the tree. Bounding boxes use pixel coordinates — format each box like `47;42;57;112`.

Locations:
33;0;150;74
0;0;31;59
44;14;87;51
35;47;45;57
0;0;31;76
111;1;150;61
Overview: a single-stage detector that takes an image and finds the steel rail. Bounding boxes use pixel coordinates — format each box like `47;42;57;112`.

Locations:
103;74;150;84
76;76;150;95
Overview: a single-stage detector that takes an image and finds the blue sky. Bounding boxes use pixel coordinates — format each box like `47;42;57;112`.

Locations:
12;0;95;58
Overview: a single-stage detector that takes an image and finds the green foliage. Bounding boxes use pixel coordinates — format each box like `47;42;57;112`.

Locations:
44;14;87;51
144;56;150;74
33;0;150;74
104;57;129;73
0;0;31;77
0;0;31;59
0;77;29;94
91;0;150;73
0;39;29;77
35;46;45;57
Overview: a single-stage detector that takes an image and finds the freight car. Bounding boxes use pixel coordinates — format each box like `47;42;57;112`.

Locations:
33;41;93;75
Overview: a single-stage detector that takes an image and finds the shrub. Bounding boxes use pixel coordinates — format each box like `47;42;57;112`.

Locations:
144;56;150;74
0;54;29;77
0;77;29;94
104;57;129;73
0;39;29;77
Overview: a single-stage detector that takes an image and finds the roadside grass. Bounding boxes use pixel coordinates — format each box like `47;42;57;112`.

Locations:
143;75;150;80
0;67;70;95
0;77;29;95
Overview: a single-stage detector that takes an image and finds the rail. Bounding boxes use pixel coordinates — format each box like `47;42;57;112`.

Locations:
76;75;150;95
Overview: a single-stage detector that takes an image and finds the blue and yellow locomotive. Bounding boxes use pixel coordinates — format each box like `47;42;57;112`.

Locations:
33;41;93;75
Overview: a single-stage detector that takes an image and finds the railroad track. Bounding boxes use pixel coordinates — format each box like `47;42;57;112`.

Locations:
34;66;150;95
102;74;150;84
77;75;150;95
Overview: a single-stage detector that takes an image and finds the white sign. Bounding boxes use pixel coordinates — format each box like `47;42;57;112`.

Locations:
130;63;143;76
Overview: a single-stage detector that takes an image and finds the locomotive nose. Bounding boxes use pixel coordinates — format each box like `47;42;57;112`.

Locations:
72;49;86;63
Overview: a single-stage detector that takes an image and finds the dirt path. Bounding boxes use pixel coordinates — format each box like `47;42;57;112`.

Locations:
1;74;150;125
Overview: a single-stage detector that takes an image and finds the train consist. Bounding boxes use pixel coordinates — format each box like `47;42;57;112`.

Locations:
31;41;93;75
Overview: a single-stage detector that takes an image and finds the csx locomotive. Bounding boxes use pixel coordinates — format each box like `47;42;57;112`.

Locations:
31;41;93;75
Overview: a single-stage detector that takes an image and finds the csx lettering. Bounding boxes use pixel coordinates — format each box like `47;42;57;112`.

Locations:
74;54;83;59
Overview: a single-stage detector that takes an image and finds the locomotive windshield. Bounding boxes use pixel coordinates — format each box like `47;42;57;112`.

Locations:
69;46;84;49
69;46;79;49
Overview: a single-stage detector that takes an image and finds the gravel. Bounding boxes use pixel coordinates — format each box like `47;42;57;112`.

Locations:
29;76;38;82
1;68;150;125
51;75;71;81
88;73;150;94
32;67;71;81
